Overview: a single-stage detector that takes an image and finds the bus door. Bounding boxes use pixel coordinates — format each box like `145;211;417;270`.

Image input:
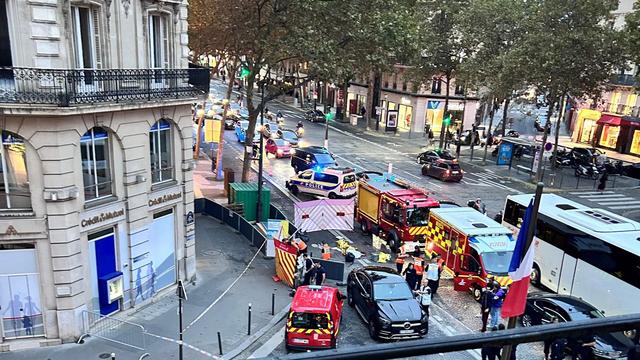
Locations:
558;253;577;295
444;225;456;269
453;248;482;292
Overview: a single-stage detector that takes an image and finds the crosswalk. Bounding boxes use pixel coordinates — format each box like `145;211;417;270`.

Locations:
569;190;640;211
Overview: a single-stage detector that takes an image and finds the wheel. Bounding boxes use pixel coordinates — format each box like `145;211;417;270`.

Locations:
360;220;370;234
328;192;337;199
347;289;354;307
368;320;379;340
521;314;533;327
290;186;299;195
387;231;399;253
472;286;482;302
530;264;541;287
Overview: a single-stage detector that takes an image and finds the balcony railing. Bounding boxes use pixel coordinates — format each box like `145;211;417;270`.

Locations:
0;66;210;107
610;73;637;87
604;102;640;117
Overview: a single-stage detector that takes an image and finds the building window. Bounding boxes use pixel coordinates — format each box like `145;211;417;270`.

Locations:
455;85;464;95
149;14;170;69
72;6;102;70
431;79;442;94
81;127;112;200
149;119;173;184
0;131;30;210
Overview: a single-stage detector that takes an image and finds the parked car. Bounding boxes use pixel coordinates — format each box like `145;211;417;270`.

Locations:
522;293;633;359
421;160;463;182
456;130;481;146
622;162;640;179
276;129;301;147
265;138;292;158
290;146;337;173
235;120;260;143
416;149;456;164
568;147;606;167
224;116;238;130
305;110;326;123
347;266;428;341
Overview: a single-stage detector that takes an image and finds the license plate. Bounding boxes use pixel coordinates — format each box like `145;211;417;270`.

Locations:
400;329;414;334
452;171;459;174
292;338;309;344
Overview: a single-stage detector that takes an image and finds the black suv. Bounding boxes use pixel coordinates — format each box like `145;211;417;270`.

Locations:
416;149;456;164
304;109;326;123
347;266;428;341
290;146;337;173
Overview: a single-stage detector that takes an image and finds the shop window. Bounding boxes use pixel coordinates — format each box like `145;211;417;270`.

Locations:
81;127;112;201
599;125;620;148
631;130;640;155
0;131;30;210
150;119;173;184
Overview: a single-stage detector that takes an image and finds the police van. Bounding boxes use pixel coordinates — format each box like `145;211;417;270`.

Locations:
286;167;357;199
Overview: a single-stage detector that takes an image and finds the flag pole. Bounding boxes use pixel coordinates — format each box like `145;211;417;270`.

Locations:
502;182;544;360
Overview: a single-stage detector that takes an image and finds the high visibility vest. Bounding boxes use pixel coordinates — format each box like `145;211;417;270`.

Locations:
414;257;424;275
297;240;307;251
395;245;406;264
322;244;331;260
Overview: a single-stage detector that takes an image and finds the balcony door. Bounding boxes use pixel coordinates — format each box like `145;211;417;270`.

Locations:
149;14;170;88
0;0;14;98
72;6;102;89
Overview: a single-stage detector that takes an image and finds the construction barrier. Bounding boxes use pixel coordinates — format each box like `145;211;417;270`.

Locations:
274;239;298;288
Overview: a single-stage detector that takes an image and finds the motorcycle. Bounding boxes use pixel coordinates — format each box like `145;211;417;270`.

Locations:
296;125;305;138
575;163;600;180
276;115;285;130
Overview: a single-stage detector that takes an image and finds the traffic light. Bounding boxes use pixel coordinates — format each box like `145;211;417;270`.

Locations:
239;66;250;79
443;114;451;127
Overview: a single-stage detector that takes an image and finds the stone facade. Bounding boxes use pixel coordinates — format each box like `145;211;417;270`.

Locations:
0;0;200;345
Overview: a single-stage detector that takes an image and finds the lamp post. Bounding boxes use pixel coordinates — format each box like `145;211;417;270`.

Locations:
256;70;269;224
194;107;205;160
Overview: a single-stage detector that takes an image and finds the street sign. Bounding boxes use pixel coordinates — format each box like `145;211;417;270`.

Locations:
427;101;441;110
186;211;194;225
205;119;222;143
177;280;188;301
544;142;553;151
497;143;514;166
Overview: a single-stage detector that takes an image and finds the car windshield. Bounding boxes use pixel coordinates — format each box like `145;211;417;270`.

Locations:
274;139;286;146
565;306;604;321
290;312;329;329
481;251;513;274
281;131;298;141
373;281;414;301
406;207;430;226
314;154;335;165
343;174;356;183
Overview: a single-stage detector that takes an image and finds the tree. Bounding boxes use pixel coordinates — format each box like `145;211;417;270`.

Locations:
517;0;628;181
625;1;640;82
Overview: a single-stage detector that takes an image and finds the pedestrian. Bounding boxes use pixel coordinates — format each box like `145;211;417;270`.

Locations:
481;326;501;360
402;263;418;291
479;279;494;332
221;69;226;83
22;313;32;336
544;317;568;360
446;130;453;149
321;242;331;260
571;333;596;360
302;254;314;286
426;257;440;295
628;344;640;360
489;282;505;328
598;170;608;193
497;323;516;360
414;255;424;290
493;211;503;224
395;243;408;273
474;198;487;215
427;129;434;147
415;281;432;317
294;237;307;255
360;105;366;117
313;263;326;286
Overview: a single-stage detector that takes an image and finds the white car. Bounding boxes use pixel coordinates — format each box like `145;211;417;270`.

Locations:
286;167;357;199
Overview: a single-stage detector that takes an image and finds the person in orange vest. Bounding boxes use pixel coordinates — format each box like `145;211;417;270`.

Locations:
295;237;308;255
395;244;408;273
413;255;424;291
321;242;331;260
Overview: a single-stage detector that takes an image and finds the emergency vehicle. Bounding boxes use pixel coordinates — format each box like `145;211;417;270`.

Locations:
285;285;344;351
356;173;440;252
425;207;516;300
286;167;357;199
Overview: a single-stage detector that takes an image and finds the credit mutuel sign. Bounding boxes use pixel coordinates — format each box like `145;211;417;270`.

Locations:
80;202;127;232
148;186;183;210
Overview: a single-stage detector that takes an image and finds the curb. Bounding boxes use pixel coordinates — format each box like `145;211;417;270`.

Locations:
223;305;289;360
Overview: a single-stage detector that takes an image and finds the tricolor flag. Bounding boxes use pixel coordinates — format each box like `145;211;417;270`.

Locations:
502;200;535;319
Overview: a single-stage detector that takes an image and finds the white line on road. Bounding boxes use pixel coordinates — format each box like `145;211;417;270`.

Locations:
248;326;285;359
609;204;640;210
569;191;615;195
578;194;625;199
590;198;637;204
401;170;422;180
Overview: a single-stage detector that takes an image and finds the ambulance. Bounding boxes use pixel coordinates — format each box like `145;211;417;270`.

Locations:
425;207;516;301
285;285;344;351
286;167;357;199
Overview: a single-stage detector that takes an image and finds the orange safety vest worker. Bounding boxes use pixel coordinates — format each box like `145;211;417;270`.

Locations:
321;243;331;260
395;245;407;264
296;239;308;253
414;257;424;276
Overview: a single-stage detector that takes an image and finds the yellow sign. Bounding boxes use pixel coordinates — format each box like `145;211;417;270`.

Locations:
205;119;222;143
107;275;124;303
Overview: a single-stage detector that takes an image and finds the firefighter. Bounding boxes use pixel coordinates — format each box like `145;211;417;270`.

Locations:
295;237;308;255
413;255;424;291
321;242;331;260
395;243;408;273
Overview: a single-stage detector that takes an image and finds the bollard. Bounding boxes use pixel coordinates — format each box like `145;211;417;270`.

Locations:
217;331;223;355
248;303;252;336
271;292;276;316
111;353;116;360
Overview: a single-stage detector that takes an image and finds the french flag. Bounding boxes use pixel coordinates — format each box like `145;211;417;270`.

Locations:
502;200;535;319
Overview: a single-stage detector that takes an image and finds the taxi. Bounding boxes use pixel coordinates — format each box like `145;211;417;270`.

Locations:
286;285;344;351
286;167;357;199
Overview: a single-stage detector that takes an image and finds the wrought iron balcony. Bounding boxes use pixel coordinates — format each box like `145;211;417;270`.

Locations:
610;73;637;87
603;102;640;117
0;66;210;107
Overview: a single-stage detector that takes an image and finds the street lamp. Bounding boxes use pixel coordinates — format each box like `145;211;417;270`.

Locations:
256;70;269;224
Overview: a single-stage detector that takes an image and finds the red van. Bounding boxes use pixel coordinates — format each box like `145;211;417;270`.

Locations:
285;285;344;351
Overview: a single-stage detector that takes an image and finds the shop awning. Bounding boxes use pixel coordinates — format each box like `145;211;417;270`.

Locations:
623;116;640;127
597;114;622;126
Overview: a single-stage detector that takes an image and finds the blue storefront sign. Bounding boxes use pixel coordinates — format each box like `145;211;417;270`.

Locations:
497;142;514;167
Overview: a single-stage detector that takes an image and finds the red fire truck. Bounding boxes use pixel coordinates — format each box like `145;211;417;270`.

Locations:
356;173;440;252
425;207;516;300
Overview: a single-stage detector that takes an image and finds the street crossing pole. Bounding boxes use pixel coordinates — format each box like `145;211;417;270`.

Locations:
501;182;544;360
177;280;188;360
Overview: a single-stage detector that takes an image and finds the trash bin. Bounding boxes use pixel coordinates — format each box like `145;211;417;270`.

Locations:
224;168;235;199
350;114;359;126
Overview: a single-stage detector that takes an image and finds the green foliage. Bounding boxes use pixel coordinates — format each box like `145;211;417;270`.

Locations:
625;1;640;82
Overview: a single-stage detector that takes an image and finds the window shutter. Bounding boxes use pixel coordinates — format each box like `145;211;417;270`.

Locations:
91;7;102;69
161;16;170;68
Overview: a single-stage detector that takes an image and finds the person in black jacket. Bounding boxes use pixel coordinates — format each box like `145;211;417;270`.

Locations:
402;263;418;291
479;279;494;332
481;327;501;360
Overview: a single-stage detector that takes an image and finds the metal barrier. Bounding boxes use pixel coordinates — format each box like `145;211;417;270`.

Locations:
79;310;150;359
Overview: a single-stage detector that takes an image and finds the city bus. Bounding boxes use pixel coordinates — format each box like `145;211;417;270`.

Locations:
502;193;640;316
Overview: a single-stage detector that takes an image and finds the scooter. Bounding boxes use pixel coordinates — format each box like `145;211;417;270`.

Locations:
296;126;305;138
276;115;285;129
575;163;600;180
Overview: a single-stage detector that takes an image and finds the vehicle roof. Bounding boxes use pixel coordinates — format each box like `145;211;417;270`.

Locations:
361;266;404;283
323;167;355;175
431;207;513;236
528;293;597;312
507;194;640;254
291;286;339;313
297;146;330;154
362;173;438;207
239;120;249;128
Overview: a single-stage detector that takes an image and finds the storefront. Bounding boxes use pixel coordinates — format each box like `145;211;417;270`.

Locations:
571;109;601;144
386;101;413;131
597;114;623;150
618;116;640;156
0;244;44;339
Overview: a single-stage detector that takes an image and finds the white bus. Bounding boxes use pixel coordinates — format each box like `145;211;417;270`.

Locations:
503;193;640;316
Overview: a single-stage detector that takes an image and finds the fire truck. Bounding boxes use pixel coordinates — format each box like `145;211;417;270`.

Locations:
425;207;516;300
356;173;440;252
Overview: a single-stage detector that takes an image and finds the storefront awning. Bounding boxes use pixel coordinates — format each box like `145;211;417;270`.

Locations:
597;114;622;126
623;116;640;127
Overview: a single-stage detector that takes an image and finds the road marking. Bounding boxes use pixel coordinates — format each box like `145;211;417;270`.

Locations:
569;191;615;195
401;170;422;180
578;193;625;198
591;198;637;204
248;326;285;359
609;204;640;210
